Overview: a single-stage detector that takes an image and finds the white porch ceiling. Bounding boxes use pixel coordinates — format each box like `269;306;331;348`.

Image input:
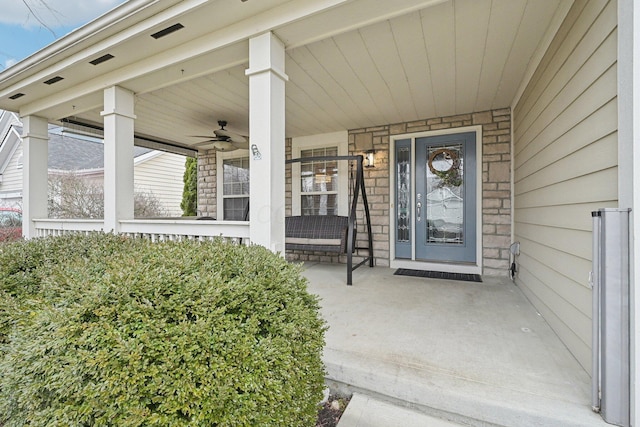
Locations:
0;0;570;149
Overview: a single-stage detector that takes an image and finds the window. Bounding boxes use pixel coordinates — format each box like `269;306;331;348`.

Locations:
292;131;348;216
300;146;338;215
218;155;249;220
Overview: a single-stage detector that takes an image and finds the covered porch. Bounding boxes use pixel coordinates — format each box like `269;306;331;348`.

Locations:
4;0;570;258
1;0;637;424
304;263;607;426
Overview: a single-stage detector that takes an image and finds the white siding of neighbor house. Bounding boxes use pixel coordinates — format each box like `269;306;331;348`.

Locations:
513;0;617;374
1;143;24;194
134;152;186;217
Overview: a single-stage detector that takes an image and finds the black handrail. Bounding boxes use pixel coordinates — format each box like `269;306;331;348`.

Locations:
286;155;374;285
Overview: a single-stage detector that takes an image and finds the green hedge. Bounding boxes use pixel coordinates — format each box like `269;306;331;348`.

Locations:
0;234;326;426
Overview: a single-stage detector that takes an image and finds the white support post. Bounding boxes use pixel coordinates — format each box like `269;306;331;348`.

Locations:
246;32;288;253
101;86;135;233
22;115;49;239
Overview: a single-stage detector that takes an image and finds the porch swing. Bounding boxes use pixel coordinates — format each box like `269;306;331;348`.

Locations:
285;154;374;285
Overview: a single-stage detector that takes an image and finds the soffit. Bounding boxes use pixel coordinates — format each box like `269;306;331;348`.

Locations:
0;0;570;147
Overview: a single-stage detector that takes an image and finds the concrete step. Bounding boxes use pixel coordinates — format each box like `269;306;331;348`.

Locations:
325;347;608;427
338;393;466;427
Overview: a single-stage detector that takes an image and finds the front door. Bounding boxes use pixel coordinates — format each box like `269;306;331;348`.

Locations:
394;132;477;264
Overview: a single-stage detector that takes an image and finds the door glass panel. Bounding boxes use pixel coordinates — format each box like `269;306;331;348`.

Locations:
396;147;411;242
425;143;464;244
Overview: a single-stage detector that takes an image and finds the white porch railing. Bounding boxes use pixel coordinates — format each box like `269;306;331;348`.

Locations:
33;218;251;245
33;219;104;237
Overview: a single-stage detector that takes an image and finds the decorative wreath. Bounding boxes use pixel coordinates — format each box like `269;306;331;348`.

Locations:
428;148;462;187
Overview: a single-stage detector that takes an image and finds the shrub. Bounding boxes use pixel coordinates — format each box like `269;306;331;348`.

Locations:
0;234;326;426
181;156;198;216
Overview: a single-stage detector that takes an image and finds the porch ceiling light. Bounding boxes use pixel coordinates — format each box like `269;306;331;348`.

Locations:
364;149;376;168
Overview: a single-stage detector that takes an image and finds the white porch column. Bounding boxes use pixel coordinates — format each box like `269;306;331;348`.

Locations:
101;86;135;233
22;115;48;239
245;32;288;253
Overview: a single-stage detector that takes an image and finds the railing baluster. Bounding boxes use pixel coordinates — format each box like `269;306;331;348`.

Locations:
33;219;249;244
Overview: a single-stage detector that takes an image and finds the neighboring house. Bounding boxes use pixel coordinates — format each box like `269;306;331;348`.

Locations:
0;0;637;424
0;110;22;205
0;111;186;216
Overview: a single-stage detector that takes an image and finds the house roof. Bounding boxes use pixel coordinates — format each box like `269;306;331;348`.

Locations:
0;0;571;147
13;125;153;171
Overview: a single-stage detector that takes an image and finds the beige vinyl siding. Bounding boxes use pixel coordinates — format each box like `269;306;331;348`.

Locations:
134;152;186;216
512;0;617;374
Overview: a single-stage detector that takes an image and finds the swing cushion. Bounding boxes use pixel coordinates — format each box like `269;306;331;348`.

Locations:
285;215;351;253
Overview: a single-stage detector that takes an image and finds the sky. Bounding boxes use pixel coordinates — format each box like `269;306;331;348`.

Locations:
0;0;127;70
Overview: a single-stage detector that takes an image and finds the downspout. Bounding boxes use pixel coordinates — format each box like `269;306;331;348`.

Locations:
618;0;639;424
510;109;516;279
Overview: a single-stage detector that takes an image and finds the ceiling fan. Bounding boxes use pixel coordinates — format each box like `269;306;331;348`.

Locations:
193;120;249;151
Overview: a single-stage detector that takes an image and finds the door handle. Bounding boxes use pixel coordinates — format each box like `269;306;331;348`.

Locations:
416;193;422;222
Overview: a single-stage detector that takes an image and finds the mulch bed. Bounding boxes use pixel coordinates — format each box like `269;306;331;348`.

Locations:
317;394;351;427
0;395;350;427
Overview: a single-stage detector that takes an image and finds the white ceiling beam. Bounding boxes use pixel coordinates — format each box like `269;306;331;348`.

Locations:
279;0;448;49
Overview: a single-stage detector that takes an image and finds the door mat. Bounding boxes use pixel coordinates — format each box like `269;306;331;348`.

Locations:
394;268;482;282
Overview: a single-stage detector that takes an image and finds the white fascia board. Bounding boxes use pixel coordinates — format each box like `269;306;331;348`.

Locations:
0;0;164;84
0;0;206;100
134;150;162;165
0;128;22;174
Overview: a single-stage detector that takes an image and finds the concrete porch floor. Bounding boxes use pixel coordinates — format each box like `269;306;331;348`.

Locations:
301;263;609;427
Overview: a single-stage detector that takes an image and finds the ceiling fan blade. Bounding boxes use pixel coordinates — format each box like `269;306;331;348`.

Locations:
214;129;247;143
231;140;249;150
194;140;216;147
193;121;247;150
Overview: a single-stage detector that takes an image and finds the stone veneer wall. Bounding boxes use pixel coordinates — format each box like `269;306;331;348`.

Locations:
197;150;218;218
197;108;512;276
352;108;511;275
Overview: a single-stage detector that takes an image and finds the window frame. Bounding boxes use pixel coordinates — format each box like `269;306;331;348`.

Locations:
216;150;250;221
292;131;349;217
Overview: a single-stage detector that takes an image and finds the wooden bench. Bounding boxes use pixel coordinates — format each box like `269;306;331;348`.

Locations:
285;215;353;253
